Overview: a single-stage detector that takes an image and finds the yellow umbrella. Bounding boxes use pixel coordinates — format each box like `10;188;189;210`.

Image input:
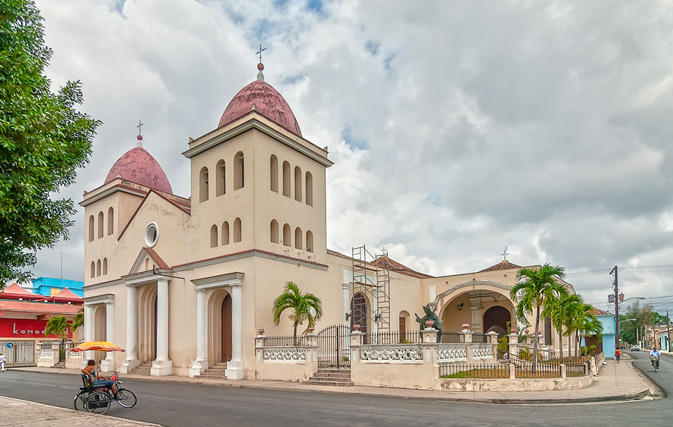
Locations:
72;341;125;352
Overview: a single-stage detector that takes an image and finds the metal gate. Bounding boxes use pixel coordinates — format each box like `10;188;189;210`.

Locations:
0;340;35;366
317;324;350;368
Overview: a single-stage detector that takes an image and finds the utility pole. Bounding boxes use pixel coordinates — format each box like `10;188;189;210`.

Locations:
666;310;671;352
610;266;619;352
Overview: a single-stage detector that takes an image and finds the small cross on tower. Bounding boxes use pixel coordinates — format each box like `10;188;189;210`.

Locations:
501;246;509;261
136;120;144;147
255;44;266;63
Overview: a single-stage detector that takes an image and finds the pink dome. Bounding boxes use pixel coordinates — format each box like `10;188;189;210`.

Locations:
105;147;172;194
218;80;302;136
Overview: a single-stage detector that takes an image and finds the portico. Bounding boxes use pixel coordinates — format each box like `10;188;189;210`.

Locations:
189;272;244;379
119;270;173;376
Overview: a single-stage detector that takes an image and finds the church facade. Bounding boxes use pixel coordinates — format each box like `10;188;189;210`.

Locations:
81;64;573;379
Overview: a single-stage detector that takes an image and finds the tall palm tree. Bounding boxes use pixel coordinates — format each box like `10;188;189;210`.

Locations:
510;264;567;370
579;305;603;356
565;297;585;360
546;292;579;362
272;282;323;345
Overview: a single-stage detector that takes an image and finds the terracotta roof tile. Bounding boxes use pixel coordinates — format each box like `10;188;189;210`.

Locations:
479;260;522;272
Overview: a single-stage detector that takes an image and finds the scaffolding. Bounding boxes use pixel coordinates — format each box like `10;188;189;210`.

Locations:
351;245;391;336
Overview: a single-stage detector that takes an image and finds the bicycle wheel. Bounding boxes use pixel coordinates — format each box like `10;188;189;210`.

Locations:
73;391;89;411
86;391;112;415
116;388;137;408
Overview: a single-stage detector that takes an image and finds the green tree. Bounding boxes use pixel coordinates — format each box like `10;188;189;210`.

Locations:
0;0;101;284
547;292;580;362
579;306;602;356
272;282;323;345
44;309;83;346
510;263;567;370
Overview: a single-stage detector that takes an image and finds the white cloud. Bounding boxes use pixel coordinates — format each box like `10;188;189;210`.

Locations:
29;0;673;313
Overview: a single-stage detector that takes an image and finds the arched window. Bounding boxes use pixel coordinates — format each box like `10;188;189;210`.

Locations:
270;220;279;243
399;311;410;343
270;155;278;192
210;224;218;248
306;230;314;252
90;261;95;278
107;207;114;235
305;172;313;206
97;211;104;238
88;215;94;242
199;166;209;202
221;221;230;245
283;224;291;247
96;259;101;276
234;151;244;190
103;258;108;275
294;227;303;250
233;218;242;242
282;161;291;197
216;160;226;196
294;166;302;202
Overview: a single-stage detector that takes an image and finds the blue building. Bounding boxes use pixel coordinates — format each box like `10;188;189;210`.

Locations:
32;277;84;298
582;308;616;358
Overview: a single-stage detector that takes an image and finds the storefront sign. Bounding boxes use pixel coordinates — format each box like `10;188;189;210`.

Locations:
0;319;72;338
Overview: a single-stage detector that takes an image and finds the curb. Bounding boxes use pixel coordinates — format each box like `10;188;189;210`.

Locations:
8;366;655;405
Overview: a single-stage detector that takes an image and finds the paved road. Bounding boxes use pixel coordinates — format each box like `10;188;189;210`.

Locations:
0;358;670;427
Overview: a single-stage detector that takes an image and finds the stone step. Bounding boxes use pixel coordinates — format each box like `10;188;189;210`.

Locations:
303;380;354;387
309;375;353;382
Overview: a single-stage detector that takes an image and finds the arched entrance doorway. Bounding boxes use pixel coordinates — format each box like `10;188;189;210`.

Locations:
221;294;232;363
483;305;510;339
351;292;367;335
138;285;157;363
208;289;232;364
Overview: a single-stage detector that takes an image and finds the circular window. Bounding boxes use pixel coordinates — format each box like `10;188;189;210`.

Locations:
144;222;159;247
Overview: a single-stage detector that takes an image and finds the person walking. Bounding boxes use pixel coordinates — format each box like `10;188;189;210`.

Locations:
0;352;6;371
615;348;621;363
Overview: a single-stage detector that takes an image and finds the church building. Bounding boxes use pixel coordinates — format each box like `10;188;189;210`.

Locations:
81;63;574;379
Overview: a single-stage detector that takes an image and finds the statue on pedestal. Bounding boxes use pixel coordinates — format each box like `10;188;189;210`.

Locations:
415;304;442;343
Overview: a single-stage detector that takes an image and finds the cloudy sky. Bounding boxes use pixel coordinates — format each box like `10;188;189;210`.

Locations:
29;0;673;314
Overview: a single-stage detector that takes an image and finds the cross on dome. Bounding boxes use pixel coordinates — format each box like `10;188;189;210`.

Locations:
136;120;144;147
255;44;266;81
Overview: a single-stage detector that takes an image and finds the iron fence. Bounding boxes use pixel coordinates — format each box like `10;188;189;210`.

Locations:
262;335;310;347
439;332;463;343
365;330;421;344
514;360;561;378
439;362;509;378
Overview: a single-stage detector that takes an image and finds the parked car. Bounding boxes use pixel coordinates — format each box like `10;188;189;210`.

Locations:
630;345;640;351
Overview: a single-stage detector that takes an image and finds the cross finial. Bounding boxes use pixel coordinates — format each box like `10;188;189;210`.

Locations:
136;120;144;147
256;44;266;63
501;246;509;261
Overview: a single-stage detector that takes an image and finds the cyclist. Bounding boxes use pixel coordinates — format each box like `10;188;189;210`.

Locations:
81;359;118;398
649;347;661;370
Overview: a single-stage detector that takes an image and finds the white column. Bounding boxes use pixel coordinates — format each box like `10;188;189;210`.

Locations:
83;304;95;367
156;279;169;361
120;285;138;374
190;289;208;377
225;283;244;380
342;282;350;327
100;302;115;371
151;279;173;376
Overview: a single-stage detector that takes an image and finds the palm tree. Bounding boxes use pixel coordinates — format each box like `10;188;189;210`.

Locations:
510;263;567;370
579;305;603;356
272;282;323;345
564;297;585;360
45;310;83;360
546;292;579;362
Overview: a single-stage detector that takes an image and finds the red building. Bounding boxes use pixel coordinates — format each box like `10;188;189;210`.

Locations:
0;283;83;366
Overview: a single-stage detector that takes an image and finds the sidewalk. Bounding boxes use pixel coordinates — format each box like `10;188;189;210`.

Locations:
0;354;661;426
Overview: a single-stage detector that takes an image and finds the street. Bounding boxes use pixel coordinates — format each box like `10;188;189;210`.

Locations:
0;354;670;427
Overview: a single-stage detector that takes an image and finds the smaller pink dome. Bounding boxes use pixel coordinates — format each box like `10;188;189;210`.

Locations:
105;147;172;194
218;80;302;136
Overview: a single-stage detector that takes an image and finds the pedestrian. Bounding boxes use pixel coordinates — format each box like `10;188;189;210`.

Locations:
0;352;5;371
615;348;621;363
